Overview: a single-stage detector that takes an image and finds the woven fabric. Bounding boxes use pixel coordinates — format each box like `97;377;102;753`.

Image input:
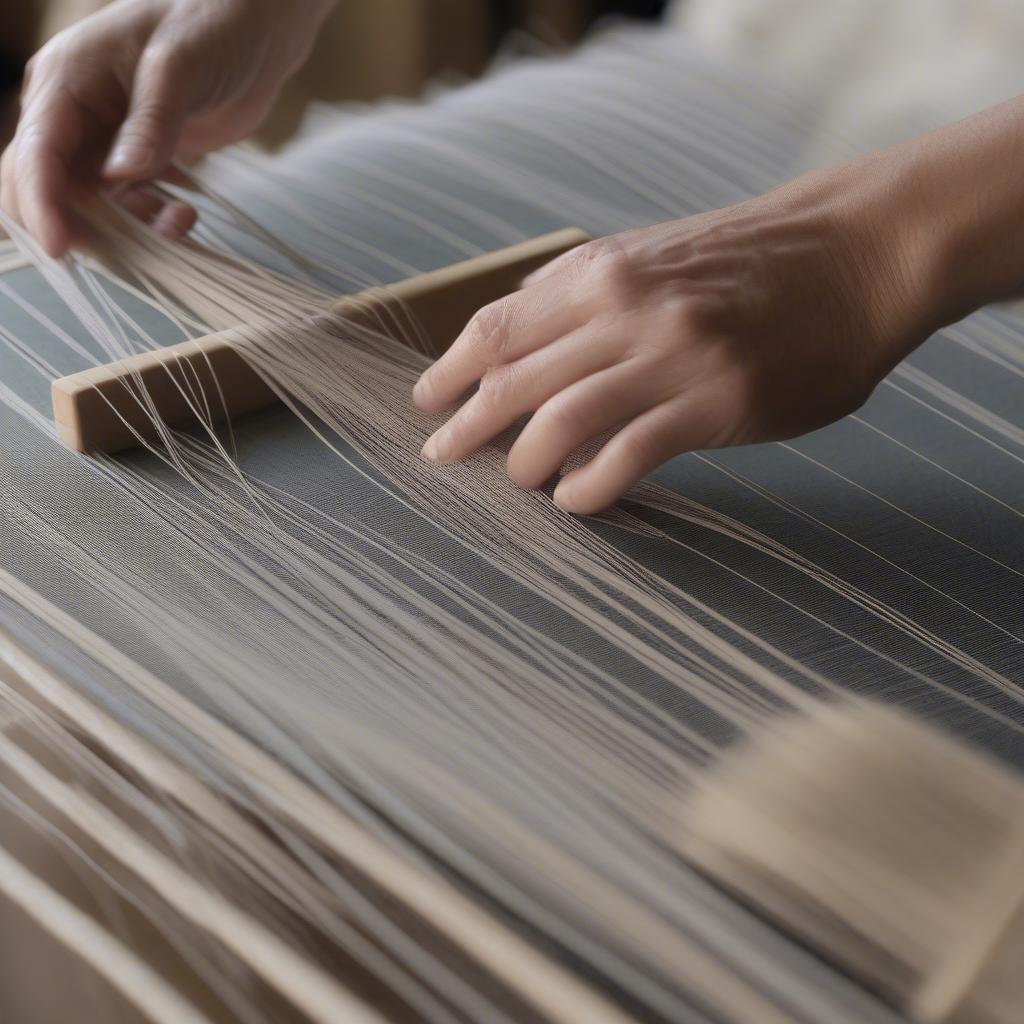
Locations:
0;26;1020;1023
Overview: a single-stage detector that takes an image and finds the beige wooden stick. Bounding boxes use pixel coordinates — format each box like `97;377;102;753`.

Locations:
51;228;589;454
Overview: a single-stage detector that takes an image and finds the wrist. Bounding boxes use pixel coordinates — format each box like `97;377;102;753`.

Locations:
777;95;1024;381
873;97;1024;332
844;147;956;351
780;158;941;375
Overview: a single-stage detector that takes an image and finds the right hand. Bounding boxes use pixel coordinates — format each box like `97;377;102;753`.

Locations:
1;0;335;256
414;167;929;514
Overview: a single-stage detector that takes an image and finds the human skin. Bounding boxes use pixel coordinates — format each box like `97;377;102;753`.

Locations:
416;95;1024;513
3;4;1024;514
0;0;335;256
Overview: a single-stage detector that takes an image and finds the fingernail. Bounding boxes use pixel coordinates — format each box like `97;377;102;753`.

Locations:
104;142;153;177
421;430;452;464
552;483;579;513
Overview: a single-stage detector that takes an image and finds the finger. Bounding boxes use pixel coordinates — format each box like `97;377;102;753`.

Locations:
553;397;721;515
115;185;197;238
505;363;661;490
420;323;624;464
413;280;589;414
10;87;84;256
152;199;197;239
0;141;23;228
104;43;195;181
113;185;165;223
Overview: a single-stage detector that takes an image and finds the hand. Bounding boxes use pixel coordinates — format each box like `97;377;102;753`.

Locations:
1;0;335;256
413;169;934;515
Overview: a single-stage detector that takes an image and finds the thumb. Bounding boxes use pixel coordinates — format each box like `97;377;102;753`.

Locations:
103;46;195;181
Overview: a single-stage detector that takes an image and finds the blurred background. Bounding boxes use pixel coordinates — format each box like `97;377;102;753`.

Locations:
3;2;1024;175
0;1;670;148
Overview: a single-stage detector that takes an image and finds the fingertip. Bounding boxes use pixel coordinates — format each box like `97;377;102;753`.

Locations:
153;200;197;239
35;213;70;259
420;437;440;464
412;373;448;414
421;426;457;465
102;142;157;182
552;486;583;515
504;449;547;492
40;234;68;259
15;148;72;257
552;477;581;514
411;376;432;411
553;484;604;517
554;463;620;516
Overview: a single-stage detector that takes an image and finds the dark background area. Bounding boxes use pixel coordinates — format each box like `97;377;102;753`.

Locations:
493;0;669;44
593;0;668;18
0;1;671;87
0;1;672;148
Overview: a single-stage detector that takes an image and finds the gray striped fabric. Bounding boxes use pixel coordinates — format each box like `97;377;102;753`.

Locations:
0;25;1019;1023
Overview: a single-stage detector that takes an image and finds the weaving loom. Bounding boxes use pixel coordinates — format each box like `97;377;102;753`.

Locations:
0;23;1023;1024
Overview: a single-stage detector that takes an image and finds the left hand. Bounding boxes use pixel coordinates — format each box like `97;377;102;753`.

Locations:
1;0;335;255
413;169;934;515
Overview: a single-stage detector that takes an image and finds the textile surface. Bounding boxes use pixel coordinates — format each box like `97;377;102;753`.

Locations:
0;26;1021;1022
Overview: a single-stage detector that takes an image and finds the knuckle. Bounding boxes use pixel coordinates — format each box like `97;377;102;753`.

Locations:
16;115;56;152
34;30;71;63
598;248;635;287
477;364;514;405
31;33;94;82
585;239;639;304
536;391;578;435
465;299;512;363
141;39;190;77
664;295;717;338
548;236;623;291
21;50;59;98
560;238;605;276
22;52;42;81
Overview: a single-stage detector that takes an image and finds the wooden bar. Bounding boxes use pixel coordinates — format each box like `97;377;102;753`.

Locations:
51;228;589;454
